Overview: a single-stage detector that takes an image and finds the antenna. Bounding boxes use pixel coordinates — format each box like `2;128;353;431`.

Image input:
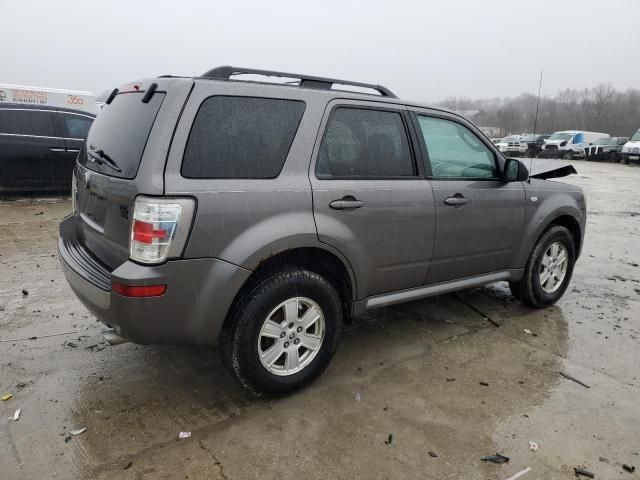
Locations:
533;70;543;139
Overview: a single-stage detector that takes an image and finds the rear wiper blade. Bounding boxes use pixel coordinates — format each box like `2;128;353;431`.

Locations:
88;148;122;172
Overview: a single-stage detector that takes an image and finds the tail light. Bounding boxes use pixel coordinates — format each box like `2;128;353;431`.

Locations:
130;196;195;264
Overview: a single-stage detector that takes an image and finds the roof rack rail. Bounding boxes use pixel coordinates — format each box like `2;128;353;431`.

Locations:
200;66;397;98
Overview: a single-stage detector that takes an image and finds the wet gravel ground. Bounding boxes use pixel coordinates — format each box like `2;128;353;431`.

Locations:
1;160;639;479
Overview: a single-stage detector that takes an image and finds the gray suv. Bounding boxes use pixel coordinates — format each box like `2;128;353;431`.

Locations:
59;67;586;396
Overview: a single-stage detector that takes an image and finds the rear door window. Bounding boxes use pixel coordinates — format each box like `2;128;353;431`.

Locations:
80;92;165;179
0;109;57;137
60;113;93;139
316;107;415;178
181;96;305;179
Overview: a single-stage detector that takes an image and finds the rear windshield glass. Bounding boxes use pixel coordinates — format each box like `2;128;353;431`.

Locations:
79;92;165;179
181;96;305;179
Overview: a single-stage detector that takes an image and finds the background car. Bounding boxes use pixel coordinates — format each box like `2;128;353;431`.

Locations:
583;136;628;162
495;135;522;155
540;130;608;159
0;103;94;193
518;133;550;157
621;129;640;163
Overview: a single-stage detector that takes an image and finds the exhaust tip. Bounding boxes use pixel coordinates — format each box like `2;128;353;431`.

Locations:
102;329;130;346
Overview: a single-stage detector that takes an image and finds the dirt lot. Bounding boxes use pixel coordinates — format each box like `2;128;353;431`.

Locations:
1;161;639;479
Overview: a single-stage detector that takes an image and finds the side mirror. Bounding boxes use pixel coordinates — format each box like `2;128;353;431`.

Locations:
504;158;529;182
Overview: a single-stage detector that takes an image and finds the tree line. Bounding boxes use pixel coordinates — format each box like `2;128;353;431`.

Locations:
438;84;640;138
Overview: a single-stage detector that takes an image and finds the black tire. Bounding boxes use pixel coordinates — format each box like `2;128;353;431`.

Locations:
563;152;574;160
509;225;576;308
221;268;343;397
609;151;618;163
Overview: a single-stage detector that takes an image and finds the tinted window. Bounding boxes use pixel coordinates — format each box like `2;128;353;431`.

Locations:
417;116;497;178
316;107;414;178
182;96;305;179
0;109;56;136
80;92;165;179
61;114;93;139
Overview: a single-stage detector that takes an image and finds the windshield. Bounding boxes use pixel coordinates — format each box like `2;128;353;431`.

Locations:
80;91;165;179
631;130;640;141
593;137;616;145
502;135;519;142
549;132;574;141
519;134;534;142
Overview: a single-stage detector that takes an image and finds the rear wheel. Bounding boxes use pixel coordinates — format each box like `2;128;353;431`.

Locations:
609;151;618;163
509;225;576;308
222;268;343;397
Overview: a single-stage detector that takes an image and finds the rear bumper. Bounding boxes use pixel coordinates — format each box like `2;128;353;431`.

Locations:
58;215;252;345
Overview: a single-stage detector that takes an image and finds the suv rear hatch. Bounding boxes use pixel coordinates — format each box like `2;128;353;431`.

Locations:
73;78;193;270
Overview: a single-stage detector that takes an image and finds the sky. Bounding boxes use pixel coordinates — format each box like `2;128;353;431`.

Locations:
2;0;639;102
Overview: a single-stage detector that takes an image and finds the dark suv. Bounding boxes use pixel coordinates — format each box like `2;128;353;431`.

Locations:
0;103;94;192
59;67;586;396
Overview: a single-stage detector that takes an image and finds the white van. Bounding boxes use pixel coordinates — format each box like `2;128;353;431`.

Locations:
0;84;96;115
621;129;640;163
540;130;608;159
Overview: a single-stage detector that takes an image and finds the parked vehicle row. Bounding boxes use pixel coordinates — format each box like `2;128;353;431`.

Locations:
492;129;640;163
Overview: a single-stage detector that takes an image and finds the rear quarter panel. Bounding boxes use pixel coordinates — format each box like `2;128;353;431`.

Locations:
164;81;340;271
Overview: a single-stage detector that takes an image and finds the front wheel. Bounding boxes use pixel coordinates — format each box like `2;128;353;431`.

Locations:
221;268;343;397
509;225;576;308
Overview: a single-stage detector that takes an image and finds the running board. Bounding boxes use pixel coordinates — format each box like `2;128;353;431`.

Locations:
364;270;520;310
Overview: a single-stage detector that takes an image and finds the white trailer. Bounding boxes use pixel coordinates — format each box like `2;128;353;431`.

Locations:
0;83;97;115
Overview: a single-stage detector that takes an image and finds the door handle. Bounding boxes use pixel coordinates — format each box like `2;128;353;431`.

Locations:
444;195;469;207
67;149;80;153
50;148;66;152
329;196;363;210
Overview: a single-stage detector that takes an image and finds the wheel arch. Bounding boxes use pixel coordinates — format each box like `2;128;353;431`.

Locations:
221;246;356;342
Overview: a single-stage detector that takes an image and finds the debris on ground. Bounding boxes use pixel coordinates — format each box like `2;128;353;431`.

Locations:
1;393;13;401
528;441;539;452
65;342;78;348
123;462;133;470
481;453;509;464
178;431;191;439
384;434;393;445
35;211;44;215
13;409;21;421
524;329;532;335
70;427;87;436
479;381;490;387
559;372;591;389
505;467;532;480
354;392;361;401
574;467;595;478
64;435;72;443
15;382;27;390
428;451;438;458
623;464;635;473
21;289;29;296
